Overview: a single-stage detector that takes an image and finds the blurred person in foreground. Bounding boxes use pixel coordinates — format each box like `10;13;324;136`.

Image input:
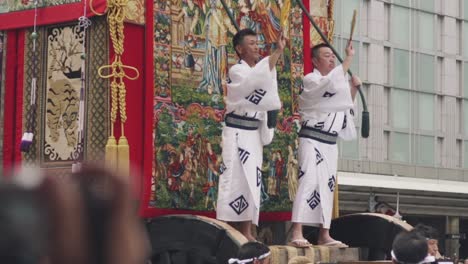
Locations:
392;231;435;264
0;182;47;264
412;224;442;259
40;164;149;264
228;241;271;264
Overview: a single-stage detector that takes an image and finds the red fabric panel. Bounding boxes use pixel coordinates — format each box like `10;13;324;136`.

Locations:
106;23;146;204
3;30;25;175
303;0;312;74
0;0;107;30
142;209;291;222
139;0;154;216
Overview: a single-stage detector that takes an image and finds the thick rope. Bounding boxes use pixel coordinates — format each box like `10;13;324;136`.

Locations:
97;0;139;173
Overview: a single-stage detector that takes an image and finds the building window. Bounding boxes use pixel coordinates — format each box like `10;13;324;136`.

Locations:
384;47;390;84
464;63;468;97
341;0;360;36
464;100;468;136
437;137;443;166
393;49;410;88
419;12;435;51
457;60;463;96
418;54;435;92
419;0;434;12
417;135;434;165
436;15;443;52
391;89;411;129
391;6;410;48
436;95;443;132
418;94;434;131
384;3;390;41
340;139;359;159
464;22;468;57
464;140;468;168
393;0;410;7
390;132;410;162
465;0;468;20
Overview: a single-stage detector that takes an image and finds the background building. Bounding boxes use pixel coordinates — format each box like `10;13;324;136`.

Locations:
333;0;468;258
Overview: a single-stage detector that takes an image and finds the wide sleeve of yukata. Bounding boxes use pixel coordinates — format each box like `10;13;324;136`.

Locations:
225;57;281;112
339;109;357;141
259;115;274;146
299;65;354;113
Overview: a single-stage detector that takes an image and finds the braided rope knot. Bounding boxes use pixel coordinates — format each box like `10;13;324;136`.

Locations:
78;16;92;29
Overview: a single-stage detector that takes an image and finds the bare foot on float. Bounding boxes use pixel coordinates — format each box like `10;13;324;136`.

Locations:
288;224;312;248
317;239;348;248
287;238;312;248
317;228;348;248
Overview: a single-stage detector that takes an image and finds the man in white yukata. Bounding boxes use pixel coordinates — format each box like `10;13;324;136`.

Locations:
289;42;362;247
216;28;286;241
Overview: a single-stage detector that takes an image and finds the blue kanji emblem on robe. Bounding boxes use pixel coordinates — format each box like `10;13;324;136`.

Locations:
238;148;250;164
229;195;249;215
315;148;323;165
328;175;336;192
307;190;321;210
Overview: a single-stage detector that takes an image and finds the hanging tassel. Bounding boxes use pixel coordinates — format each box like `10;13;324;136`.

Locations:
105;135;118;169
20;132;34;152
117;135;130;176
72;162;82;173
97;0;139;173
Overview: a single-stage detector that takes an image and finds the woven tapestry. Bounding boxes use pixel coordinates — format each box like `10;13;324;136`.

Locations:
150;0;336;214
124;0;145;25
22;17;109;172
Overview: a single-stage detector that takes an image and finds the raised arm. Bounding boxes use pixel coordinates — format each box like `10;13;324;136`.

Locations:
342;41;355;74
349;75;361;101
269;32;286;71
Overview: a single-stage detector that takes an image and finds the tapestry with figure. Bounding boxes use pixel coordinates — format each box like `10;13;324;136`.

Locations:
151;0;334;217
21;17;109;175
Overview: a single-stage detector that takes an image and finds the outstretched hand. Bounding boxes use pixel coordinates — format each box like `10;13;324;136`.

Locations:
351;75;361;87
276;31;287;52
269;31;287;70
345;41;355;57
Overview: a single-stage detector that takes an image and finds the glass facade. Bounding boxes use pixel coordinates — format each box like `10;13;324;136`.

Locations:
333;0;468;167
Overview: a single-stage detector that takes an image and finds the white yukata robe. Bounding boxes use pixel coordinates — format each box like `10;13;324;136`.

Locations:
291;65;356;229
217;57;281;225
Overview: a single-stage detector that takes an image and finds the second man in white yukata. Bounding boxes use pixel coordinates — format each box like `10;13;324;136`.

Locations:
216;28;286;241
289;42;362;247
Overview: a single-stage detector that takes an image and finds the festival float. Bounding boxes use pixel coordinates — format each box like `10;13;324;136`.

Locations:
0;0;409;263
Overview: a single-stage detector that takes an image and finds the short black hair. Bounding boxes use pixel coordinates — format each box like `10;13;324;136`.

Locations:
311;43;332;59
412;224;439;240
236;241;270;264
392;231;428;264
233;28;257;57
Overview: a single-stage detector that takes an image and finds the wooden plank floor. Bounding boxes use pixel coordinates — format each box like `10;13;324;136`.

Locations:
269;246;361;264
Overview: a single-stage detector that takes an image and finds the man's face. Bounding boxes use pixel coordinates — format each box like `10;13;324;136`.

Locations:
236;35;260;63
313;46;336;75
427;239;439;256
